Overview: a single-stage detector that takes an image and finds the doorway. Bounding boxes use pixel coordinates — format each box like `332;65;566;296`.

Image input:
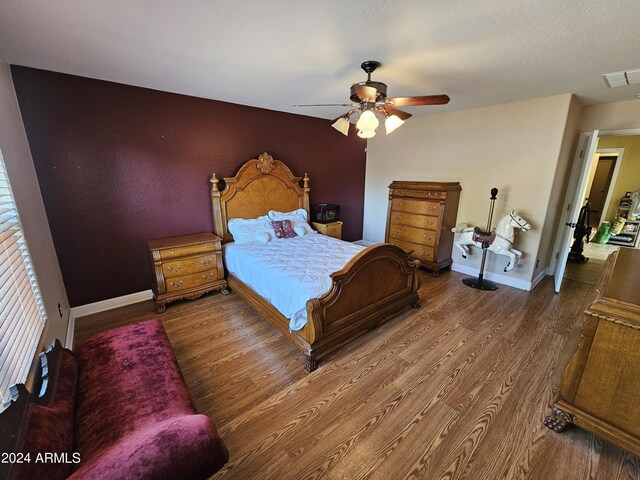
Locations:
550;130;640;293
587;156;616;227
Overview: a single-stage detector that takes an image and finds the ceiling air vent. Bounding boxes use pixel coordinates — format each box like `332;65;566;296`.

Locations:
626;68;640;85
602;71;628;88
602;68;640;87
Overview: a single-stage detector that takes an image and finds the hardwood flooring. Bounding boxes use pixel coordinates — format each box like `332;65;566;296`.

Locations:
563;243;619;285
75;271;640;480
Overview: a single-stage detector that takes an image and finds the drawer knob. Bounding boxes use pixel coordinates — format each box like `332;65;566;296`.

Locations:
202;273;215;280
169;280;184;288
168;265;182;272
200;258;213;266
423;235;432;240
393;215;400;220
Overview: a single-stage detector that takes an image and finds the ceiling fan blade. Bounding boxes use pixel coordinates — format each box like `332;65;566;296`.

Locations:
354;84;378;102
293;103;357;107
383;106;412;121
386;95;450;107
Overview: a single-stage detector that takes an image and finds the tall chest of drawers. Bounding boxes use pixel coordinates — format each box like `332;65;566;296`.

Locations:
147;232;228;313
386;181;461;276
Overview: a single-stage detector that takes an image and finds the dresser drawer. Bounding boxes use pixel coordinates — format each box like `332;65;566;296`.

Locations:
388;225;436;247
159;242;218;260
391;198;440;216
392;189;446;200
388;239;435;263
165;268;221;293
389;212;438;231
162;254;218;278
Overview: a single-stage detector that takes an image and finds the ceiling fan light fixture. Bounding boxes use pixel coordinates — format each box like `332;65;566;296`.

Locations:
384;114;405;134
331;116;350;136
355;110;379;132
357;129;376;139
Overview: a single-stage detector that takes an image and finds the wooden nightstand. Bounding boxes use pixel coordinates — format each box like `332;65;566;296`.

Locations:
311;221;343;239
147;232;228;313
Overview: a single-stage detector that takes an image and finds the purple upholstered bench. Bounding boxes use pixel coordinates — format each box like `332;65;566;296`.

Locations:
1;319;228;480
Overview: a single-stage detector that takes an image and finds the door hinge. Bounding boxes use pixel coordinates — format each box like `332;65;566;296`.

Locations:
556;252;560;260
579;149;584;158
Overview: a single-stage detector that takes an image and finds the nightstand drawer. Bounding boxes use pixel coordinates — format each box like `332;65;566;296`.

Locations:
311;221;342;239
326;223;341;238
148;232;228;313
388;224;437;246
159;242;218;260
165;268;221;293
162;254;218;278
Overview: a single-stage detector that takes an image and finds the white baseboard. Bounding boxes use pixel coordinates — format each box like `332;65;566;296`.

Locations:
70;290;154;321
530;270;548;290
65;312;75;350
451;263;540;291
353;239;377;246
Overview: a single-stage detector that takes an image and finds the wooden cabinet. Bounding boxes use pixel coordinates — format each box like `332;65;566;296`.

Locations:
147;232;228;313
544;248;640;456
386;181;461;276
311;221;342;239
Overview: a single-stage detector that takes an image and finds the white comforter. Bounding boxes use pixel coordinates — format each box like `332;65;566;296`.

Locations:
224;234;365;330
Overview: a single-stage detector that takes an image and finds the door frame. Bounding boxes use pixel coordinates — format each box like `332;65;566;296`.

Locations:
595;148;625;225
548;128;640;292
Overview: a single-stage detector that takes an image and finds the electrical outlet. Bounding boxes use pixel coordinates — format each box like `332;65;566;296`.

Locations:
58;302;63;318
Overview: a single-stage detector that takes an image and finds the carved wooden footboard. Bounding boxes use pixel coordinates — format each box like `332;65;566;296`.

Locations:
212;153;421;371
302;243;420;370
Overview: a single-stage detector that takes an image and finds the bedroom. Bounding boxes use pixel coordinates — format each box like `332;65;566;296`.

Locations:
1;1;639;479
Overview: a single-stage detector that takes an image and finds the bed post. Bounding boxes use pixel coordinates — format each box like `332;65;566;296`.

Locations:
303;173;310;218
210;173;225;238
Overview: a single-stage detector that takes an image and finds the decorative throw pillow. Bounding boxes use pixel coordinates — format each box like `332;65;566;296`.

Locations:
268;209;316;235
272;220;296;238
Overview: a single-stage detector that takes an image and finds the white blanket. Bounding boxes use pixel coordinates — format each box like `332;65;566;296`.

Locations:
223;234;365;330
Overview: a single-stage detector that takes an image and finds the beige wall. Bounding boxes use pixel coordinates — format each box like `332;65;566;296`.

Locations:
0;60;70;345
363;94;574;287
535;95;582;277
597;135;640;222
580;100;640;132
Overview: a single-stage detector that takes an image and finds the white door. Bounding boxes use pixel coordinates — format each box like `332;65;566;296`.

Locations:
553;130;600;293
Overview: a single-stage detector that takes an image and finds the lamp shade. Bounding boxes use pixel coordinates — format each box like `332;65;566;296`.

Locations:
384;115;405;134
357;129;376;139
331;117;350;136
355;110;379;132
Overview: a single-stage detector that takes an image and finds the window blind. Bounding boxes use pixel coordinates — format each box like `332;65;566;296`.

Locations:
0;149;47;409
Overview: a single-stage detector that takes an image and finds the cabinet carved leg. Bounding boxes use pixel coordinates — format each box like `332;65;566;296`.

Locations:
543;406;573;432
156;302;166;314
221;287;230;295
411;300;421;309
304;351;318;372
432;269;440;277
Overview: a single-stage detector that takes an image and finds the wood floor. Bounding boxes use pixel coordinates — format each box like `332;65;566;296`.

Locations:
75;271;640;480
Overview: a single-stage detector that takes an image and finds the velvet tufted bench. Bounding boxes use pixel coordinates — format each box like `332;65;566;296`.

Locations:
1;319;228;480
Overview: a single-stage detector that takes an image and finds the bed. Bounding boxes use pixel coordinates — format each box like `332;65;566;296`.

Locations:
210;152;420;371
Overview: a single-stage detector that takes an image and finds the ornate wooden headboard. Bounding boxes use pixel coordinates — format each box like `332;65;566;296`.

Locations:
210;152;310;243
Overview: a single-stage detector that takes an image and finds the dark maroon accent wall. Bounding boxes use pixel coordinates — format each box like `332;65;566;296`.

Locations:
11;66;366;307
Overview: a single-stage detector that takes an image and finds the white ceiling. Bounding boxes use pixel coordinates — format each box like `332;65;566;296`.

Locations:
1;0;640;119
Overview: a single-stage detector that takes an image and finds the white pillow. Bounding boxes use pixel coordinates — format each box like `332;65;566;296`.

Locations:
254;231;271;243
268;209;316;234
228;215;272;244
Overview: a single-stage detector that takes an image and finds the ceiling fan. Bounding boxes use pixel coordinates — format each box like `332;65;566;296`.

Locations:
294;61;450;138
